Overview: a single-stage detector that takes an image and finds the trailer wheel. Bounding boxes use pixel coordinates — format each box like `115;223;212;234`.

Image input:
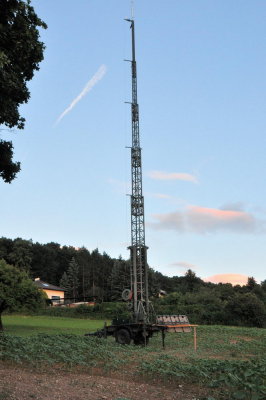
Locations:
133;334;149;346
116;329;131;345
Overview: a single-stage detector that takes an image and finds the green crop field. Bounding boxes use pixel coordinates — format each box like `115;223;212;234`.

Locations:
2;314;108;336
1;316;266;399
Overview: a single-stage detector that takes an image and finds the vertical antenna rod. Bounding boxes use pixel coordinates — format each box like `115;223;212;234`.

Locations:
125;18;149;322
131;0;134;20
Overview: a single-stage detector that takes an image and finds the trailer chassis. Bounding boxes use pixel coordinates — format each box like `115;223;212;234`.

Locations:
86;321;165;346
85;317;198;349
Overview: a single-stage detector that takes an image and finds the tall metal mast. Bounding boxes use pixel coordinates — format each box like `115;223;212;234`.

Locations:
125;19;150;323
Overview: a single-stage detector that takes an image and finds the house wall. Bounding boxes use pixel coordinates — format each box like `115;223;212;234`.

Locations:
43;289;65;300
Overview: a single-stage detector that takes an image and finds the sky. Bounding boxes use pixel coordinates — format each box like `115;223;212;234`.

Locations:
1;0;265;285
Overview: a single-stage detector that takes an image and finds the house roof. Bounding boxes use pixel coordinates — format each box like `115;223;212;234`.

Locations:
33;279;66;292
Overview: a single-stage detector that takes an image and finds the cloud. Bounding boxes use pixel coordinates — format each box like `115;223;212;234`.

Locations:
204;274;248;286
150;193;173;200
169;261;198;271
147;170;198;183
220;202;245;211
55;64;107;125
149;205;261;234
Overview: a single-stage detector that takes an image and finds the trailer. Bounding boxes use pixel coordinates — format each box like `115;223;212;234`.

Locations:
86;315;198;349
86;320;160;346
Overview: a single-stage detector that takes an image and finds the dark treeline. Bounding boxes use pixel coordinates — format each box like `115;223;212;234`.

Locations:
0;237;265;327
0;237;129;302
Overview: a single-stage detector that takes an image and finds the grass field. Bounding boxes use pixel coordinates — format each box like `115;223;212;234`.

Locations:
1;315;266;399
2;314;108;336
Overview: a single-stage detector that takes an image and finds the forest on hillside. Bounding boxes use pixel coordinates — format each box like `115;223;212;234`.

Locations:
0;237;265;327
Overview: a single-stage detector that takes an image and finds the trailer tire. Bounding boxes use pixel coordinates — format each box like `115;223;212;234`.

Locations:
116;329;131;345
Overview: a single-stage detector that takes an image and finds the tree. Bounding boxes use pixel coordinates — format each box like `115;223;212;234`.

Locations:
0;140;20;183
76;247;91;301
0;0;47;182
246;276;257;291
0;237;13;260
215;283;234;301
225;292;266;327
59;271;71;298
109;258;130;301
0;259;45;331
8;238;33;272
179;269;203;293
261;280;266;292
67;257;79;302
31;242;59;283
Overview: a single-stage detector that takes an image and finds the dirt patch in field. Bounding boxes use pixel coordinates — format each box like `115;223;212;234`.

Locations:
230;336;253;344
236;336;253;342
0;362;204;400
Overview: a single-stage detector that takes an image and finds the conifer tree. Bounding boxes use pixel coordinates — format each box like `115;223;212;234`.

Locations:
59;271;71;299
67;257;79;302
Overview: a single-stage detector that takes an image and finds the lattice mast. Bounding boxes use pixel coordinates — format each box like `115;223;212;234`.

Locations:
125;19;149;322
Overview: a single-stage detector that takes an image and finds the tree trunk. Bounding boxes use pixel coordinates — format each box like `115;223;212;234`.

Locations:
82;264;85;302
0;300;7;332
0;313;3;332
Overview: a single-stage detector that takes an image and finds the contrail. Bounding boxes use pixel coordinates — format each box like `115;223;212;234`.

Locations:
55;64;107;125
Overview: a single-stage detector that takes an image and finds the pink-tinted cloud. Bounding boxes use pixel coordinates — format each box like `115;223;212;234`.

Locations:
149;205;260;234
204;274;248;286
188;206;255;233
147;170;198;183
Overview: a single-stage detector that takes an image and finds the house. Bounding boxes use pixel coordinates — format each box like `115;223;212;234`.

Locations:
33;278;66;305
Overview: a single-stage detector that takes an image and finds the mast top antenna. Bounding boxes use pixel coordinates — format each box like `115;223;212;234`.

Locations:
131;0;134;19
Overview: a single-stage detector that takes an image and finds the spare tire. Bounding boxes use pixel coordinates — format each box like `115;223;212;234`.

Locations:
122;289;133;301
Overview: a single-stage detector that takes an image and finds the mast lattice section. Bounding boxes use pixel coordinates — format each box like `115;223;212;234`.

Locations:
126;19;150;322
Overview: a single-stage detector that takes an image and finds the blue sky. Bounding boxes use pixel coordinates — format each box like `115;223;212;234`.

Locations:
1;0;265;284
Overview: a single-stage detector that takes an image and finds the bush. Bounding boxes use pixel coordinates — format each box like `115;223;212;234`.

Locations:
154;288;266;328
93;302;130;318
0;260;46;330
224;293;266;327
24;301;131;320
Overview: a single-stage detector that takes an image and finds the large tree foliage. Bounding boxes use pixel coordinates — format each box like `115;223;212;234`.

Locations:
0;140;20;183
0;259;45;330
224;292;266;328
0;0;47;182
0;237;33;271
